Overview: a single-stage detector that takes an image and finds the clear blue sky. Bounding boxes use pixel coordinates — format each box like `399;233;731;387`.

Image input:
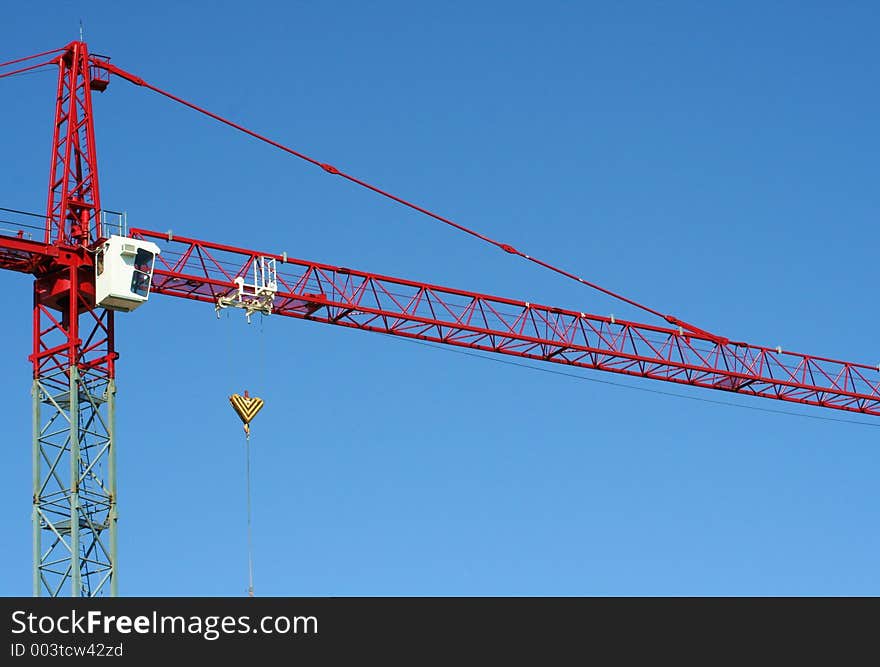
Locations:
1;1;878;596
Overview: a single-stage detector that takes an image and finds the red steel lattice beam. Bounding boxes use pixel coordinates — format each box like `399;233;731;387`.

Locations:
45;41;103;246
131;228;880;418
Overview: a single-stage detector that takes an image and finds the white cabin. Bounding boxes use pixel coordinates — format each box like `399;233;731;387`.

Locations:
95;235;161;312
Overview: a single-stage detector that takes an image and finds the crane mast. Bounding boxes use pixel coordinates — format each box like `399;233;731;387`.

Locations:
26;42;115;597
0;41;878;597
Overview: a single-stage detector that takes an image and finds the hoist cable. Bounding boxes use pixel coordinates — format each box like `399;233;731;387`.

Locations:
245;428;255;598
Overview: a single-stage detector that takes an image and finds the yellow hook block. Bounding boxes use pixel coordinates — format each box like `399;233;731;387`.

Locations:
229;391;264;434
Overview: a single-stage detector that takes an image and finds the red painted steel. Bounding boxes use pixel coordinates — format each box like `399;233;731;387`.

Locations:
0;234;62;274
24;41;115;383
46;42;103;246
130;228;880;417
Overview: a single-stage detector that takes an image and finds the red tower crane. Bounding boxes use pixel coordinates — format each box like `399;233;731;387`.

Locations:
1;42;878;597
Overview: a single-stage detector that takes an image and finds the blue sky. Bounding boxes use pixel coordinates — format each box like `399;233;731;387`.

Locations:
1;1;878;595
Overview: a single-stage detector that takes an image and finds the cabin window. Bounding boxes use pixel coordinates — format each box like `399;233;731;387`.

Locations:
130;248;154;297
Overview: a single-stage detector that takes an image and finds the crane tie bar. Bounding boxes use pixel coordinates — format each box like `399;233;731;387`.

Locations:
93;59;728;345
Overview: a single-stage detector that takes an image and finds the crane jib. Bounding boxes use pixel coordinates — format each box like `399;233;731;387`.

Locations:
129;227;880;418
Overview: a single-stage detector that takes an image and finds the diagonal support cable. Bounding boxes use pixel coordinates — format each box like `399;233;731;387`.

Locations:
93;58;729;344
